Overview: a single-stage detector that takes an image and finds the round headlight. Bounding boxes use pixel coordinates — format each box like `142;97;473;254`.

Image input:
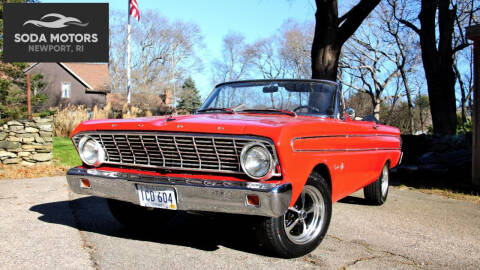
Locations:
78;136;104;167
240;143;274;180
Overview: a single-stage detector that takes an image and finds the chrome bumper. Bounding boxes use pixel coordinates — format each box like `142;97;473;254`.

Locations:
66;167;292;217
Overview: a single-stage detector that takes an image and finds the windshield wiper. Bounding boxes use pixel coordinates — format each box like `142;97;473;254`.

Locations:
238;109;296;117
197;108;234;114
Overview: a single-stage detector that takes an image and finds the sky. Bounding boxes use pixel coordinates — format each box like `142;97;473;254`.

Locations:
42;0;317;98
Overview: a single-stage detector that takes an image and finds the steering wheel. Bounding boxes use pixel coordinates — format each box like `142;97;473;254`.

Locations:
293;105;321;113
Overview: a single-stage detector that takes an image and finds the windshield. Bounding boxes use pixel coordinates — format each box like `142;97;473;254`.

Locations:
200;80;339;117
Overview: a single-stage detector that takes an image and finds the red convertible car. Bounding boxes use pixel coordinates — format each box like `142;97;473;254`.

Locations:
67;79;402;258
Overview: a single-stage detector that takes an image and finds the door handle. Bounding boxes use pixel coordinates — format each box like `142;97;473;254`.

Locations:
373;125;379;130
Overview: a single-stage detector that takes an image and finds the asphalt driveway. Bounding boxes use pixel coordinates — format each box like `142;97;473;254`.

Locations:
0;176;479;269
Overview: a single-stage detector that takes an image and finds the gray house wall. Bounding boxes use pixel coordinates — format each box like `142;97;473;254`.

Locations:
26;63;106;109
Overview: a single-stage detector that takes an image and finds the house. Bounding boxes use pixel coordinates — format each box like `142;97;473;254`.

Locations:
25;62;109;109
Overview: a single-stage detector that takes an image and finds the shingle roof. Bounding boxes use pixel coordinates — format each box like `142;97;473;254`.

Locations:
60;63;110;92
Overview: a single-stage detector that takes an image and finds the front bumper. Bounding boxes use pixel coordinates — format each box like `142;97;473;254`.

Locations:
66;167;292;217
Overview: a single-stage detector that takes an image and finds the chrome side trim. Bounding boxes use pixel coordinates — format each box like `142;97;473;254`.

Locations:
291;134;401;152
293;148;402;153
66;167;292;217
292;134;399;140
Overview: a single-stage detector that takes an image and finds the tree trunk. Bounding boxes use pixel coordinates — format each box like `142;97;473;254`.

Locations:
311;0;380;81
373;97;381;121
368;93;381;121
454;61;468;126
311;0;340;81
417;0;457;135
400;69;415;134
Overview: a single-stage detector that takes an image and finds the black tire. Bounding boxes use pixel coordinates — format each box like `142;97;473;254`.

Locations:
256;172;332;258
363;163;390;205
107;199;178;229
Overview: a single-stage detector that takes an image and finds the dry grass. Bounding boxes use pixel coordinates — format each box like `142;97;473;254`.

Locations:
53;105;90;137
395;185;480;204
52;103;157;137
0;164;70;180
53;104;116;137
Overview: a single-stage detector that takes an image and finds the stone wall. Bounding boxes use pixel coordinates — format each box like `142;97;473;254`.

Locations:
0;117;53;166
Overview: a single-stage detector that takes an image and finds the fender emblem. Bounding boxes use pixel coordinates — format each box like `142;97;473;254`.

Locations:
334;163;344;170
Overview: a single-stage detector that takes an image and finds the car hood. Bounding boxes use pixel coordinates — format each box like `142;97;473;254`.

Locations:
72;113;400;143
72;113;312;138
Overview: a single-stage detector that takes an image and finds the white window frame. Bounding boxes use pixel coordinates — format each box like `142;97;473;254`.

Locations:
61;82;71;99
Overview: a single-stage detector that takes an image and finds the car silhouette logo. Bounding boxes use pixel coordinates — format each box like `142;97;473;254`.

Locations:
23;13;89;28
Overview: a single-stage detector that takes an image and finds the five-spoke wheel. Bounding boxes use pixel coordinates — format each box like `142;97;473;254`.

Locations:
256;172;331;258
283;185;325;245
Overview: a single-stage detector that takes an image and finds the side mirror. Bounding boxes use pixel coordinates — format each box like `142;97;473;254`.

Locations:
345;108;355;120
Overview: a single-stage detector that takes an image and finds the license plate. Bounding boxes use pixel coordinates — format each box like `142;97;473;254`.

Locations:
136;185;177;210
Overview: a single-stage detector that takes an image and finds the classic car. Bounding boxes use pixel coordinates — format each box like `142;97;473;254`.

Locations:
66;79;402;258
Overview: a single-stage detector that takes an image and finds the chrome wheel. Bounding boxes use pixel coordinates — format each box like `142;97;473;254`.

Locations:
381;165;389;197
283;185;325;245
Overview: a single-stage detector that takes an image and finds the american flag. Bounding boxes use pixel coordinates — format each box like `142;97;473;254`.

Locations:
129;0;140;21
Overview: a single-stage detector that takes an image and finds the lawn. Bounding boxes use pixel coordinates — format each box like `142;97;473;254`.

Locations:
0;137;78;179
53;136;81;166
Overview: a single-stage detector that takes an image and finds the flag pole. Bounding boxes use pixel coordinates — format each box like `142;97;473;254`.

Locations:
127;0;131;105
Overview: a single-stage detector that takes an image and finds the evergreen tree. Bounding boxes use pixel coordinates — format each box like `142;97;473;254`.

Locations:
0;1;45;122
177;77;202;113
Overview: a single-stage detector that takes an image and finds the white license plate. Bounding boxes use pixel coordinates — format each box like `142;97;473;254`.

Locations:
136;185;177;210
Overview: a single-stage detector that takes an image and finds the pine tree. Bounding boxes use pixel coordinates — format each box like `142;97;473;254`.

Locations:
0;1;45;122
177;77;202;113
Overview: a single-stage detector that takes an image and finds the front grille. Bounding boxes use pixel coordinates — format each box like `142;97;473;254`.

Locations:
73;132;276;174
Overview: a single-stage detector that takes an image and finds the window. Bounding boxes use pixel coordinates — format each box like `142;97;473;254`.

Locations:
61;82;71;98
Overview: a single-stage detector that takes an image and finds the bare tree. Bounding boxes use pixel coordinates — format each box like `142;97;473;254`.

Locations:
109;11;128;94
340;22;400;121
250;37;287;79
211;33;255;84
394;0;479;134
109;10;203;105
452;0;478;129
380;1;422;134
249;20;314;80
279;20;313;79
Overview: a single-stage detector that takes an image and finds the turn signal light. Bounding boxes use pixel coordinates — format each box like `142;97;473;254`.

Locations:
80;178;91;189
246;195;260;206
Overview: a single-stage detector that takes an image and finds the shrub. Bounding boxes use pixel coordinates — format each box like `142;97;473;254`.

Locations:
52;100;172;137
456;114;472;134
53;105;90;137
107;92;173;116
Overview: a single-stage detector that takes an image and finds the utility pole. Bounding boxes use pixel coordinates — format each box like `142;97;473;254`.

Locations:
26;74;32;120
467;25;480;189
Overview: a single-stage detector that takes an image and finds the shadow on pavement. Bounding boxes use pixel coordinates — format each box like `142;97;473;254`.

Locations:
29;196;269;256
337;195;372;206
